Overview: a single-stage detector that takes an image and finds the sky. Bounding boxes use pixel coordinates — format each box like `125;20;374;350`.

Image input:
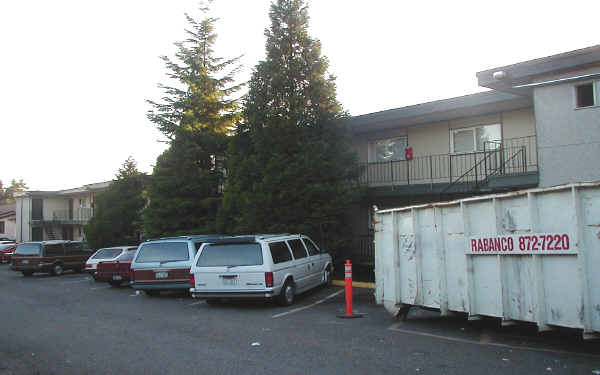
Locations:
1;0;598;191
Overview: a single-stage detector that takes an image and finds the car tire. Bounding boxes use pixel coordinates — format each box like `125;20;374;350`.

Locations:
22;271;33;277
278;280;295;306
323;267;332;286
206;298;220;305
51;264;64;276
145;290;159;297
109;281;121;288
74;267;83;273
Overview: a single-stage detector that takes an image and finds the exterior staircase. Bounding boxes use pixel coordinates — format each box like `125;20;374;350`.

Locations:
45;226;57;240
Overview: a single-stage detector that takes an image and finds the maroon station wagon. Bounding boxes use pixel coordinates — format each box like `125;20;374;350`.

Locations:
95;251;135;287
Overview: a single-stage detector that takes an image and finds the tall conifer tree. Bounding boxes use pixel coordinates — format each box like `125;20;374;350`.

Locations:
85;157;145;249
220;0;361;250
145;3;242;237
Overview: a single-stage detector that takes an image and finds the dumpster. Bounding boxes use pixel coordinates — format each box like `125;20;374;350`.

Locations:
374;182;600;339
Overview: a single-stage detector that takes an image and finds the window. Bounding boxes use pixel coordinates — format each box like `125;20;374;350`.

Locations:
302;238;321;256
269;242;292;264
15;243;41;255
92;248;123;259
64;242;83;255
369;137;407;162
575;82;599;108
45;244;64;257
288;239;307;259
116;252;135;261
451;124;501;153
197;243;263;267
135;242;189;263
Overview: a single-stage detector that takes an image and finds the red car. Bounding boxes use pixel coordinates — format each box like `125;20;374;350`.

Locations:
0;243;17;264
95;251;135;287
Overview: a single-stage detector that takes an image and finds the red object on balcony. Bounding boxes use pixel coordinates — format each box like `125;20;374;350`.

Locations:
405;147;414;160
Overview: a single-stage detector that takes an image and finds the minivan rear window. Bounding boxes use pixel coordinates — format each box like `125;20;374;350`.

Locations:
92;248;123;259
197;243;263;267
135;242;189;263
15;243;41;255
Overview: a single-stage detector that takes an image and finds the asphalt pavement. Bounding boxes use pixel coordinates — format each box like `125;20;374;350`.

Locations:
1;265;599;375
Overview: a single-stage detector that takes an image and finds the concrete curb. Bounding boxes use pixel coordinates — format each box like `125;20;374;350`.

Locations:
332;280;375;289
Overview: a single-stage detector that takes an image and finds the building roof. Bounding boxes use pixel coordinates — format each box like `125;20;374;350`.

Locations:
0;204;16;219
14;181;112;198
477;44;600;94
348;90;532;134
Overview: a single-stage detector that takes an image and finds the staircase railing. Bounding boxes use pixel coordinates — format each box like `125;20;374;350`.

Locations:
442;144;527;193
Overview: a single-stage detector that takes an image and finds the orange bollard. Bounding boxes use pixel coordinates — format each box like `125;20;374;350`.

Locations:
337;259;363;319
345;259;353;316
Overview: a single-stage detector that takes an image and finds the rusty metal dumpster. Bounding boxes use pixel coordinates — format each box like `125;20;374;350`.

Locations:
374;182;600;339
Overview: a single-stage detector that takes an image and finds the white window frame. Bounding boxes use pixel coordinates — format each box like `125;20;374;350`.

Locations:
368;136;408;163
450;124;502;154
574;81;600;109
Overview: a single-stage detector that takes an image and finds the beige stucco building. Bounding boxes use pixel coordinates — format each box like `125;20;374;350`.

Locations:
346;44;600;267
15;181;110;242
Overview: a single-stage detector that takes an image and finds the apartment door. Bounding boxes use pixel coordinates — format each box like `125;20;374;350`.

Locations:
32;227;43;241
68;199;74;220
32;199;43;220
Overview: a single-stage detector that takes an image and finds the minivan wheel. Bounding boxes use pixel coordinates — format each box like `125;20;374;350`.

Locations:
52;264;64;276
278;280;295;306
323;267;331;286
22;271;33;277
145;290;159;297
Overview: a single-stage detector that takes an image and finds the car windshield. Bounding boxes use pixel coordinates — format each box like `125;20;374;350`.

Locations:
135;242;189;263
0;244;14;251
92;248;123;259
197;243;263;267
15;243;41;255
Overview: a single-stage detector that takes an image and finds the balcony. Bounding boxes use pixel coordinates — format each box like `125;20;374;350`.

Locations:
359;136;538;195
31;208;94;225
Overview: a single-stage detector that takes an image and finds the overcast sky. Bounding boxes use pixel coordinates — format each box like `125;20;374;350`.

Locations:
1;0;598;191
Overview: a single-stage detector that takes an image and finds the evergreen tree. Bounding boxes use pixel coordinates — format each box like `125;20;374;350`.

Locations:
220;0;361;252
0;179;28;204
84;157;146;249
144;4;242;237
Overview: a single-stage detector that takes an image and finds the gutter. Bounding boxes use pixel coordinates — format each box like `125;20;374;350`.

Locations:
513;72;600;89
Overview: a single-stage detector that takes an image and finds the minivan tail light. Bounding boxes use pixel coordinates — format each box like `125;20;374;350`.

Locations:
189;273;195;286
265;272;274;288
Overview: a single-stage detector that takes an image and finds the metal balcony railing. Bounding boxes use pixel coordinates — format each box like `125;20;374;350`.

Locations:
51;208;93;222
358;135;537;188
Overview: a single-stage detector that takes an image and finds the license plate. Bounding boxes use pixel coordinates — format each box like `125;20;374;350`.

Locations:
221;277;238;286
112;275;122;280
22;260;29;264
155;272;168;279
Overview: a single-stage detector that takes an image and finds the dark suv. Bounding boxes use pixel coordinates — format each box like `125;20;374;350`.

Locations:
11;241;92;276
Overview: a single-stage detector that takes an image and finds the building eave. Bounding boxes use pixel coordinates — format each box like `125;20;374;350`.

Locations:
348;91;532;134
477;44;600;92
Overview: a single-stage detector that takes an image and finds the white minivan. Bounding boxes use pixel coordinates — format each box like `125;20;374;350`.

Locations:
189;234;333;306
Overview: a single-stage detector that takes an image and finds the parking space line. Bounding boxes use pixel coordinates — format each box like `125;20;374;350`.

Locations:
62;278;92;284
388;323;600;359
189;301;206;306
272;289;344;318
90;286;112;290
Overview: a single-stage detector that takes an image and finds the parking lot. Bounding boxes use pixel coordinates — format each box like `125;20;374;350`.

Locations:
1;266;599;375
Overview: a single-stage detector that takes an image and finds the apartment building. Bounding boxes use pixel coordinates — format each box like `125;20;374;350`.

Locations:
0;204;16;240
15;181;110;242
348;44;600;265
